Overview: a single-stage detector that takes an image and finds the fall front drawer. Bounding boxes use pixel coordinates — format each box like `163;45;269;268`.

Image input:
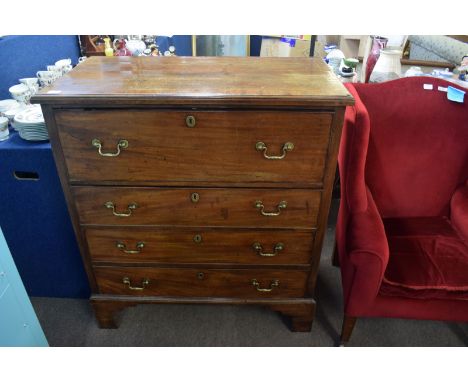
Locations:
85;227;316;265
55;109;333;187
73;186;321;229
94;266;309;298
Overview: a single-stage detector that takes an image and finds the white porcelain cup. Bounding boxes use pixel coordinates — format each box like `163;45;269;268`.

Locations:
61;64;73;74
19;78;39;94
55;58;72;68
9;84;31;104
38;77;54;87
0;116;9;141
37;70;55;79
47;66;63;80
47;65;62;73
20;77;38;86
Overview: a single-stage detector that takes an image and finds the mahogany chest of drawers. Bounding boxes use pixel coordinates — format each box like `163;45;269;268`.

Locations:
33;56;353;331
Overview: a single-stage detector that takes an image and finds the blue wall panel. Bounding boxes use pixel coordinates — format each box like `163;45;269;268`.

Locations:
0;133;90;298
0;35;87;297
0;35;80;99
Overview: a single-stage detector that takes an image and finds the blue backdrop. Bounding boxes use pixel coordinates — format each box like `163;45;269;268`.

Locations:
0;34;263;298
0;35;81;99
0;35;89;297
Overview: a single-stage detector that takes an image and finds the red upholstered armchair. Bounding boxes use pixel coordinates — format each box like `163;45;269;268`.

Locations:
336;77;468;344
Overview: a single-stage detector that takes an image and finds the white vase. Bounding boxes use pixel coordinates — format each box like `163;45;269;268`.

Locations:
370;49;402;82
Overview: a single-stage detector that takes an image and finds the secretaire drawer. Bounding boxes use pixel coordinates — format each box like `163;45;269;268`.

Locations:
55;109;333;187
73;186;321;229
85;227;316;265
94;266;308;298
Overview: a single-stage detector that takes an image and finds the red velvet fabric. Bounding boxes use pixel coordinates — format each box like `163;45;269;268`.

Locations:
380;217;468;299
337;77;468;321
356;78;468;218
451;182;468;241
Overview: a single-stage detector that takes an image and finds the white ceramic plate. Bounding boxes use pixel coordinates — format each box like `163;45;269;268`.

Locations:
14;106;44;125
0;99;19;112
18;131;49;141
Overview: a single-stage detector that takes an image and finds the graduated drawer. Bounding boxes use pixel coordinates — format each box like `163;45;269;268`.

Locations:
85;227;315;265
94;266;308;298
73;186;321;229
55;109;333;187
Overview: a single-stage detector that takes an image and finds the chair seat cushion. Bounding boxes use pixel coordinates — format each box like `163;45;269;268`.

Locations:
379;217;468;300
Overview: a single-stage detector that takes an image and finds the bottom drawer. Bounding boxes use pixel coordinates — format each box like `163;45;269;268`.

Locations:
94;266;308;298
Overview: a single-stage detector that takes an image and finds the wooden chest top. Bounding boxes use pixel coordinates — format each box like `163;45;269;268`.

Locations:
32;56;354;107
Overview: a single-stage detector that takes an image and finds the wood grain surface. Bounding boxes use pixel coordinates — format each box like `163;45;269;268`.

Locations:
56;109;332;187
85;226;316;265
73;186;321;229
94;266;308;298
32;56;354;107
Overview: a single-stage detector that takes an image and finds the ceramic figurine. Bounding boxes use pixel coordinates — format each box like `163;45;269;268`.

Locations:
104;38;114;57
113;39;132;56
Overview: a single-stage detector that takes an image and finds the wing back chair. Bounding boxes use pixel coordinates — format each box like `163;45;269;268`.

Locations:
336;77;468;344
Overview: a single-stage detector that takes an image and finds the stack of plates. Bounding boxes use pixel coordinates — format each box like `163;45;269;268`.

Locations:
13;105;49;141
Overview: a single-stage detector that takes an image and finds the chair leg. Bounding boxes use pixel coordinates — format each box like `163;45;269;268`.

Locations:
332;241;340;267
340;315;357;346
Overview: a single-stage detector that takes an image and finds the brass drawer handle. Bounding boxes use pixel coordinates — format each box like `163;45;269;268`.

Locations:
254;200;287;216
252;242;284;257
92;138;128;157
251;279;280;292
256;141;294;160
116;241;145;254
104;201;138;217
122;277;149;291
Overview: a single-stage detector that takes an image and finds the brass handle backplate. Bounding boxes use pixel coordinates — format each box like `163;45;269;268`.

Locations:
122;277;150;291
252;242;284;257
116;241;145;254
254;200;287;216
186;115;196;128
104;201;138;217
256;141;294;160
251;279;280;292
92;138;128;157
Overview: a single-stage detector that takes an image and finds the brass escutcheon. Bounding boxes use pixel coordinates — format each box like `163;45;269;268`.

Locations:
191;192;200;203
193;234;203;243
185;115;196;128
197;272;205;280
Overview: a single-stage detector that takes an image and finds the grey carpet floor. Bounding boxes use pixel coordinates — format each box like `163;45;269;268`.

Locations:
30;201;468;346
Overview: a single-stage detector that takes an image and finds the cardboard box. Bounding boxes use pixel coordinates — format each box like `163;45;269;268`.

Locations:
260;37;311;57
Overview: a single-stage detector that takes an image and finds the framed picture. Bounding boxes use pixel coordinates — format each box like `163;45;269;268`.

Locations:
192;35;250;56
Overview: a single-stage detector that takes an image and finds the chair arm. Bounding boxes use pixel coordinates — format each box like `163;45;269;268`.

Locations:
345;188;390;314
451;182;468;241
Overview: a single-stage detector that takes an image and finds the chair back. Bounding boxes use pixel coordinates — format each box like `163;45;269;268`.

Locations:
351;77;468;217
